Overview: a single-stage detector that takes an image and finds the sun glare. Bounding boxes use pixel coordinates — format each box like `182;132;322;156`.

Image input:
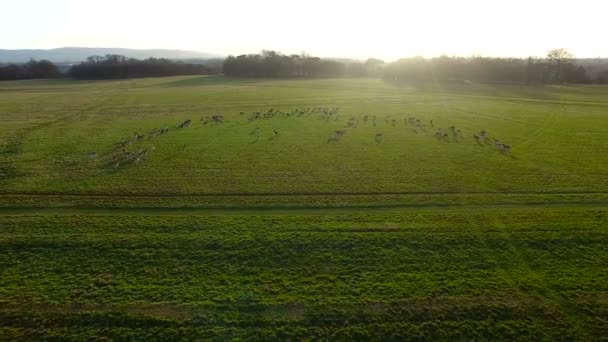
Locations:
1;0;606;59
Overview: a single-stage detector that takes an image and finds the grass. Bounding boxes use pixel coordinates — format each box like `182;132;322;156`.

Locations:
2;76;607;197
2;208;607;339
1;76;607;340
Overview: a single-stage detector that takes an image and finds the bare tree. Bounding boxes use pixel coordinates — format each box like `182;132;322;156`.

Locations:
547;48;574;83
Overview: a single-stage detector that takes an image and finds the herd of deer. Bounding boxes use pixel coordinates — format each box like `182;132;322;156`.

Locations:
245;107;339;123
87;108;512;169
326;112;512;155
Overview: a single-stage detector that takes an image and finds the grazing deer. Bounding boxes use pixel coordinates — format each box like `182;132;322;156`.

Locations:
495;142;511;154
375;133;384;143
176;119;192;128
328;130;346;143
474;131;489;143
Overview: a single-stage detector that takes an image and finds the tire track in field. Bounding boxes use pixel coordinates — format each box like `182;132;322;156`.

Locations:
1;202;607;217
210;80;608;104
467;214;590;341
486;214;592;340
515;109;559;150
0;91;121;183
59;89;608;116
231;82;608;107
1;190;608;197
456;108;529;125
0;113;82;182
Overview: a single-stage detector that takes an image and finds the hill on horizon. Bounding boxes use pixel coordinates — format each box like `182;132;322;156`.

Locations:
0;47;221;63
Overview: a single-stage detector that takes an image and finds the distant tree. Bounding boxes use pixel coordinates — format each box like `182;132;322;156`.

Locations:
86;56;106;64
562;64;589;83
547;48;574;83
0;64;22;80
0;59;60;81
346;62;367;77
381;53;592;85
382;57;432;83
365;58;384;67
364;58;385;77
222;51;346;78
69;55;216;79
24;59;60;78
598;70;608;84
526;57;544;84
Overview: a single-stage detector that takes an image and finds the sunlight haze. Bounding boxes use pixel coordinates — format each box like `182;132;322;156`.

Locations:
2;0;606;59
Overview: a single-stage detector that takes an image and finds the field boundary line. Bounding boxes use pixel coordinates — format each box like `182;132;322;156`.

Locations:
1;201;607;216
1;190;608;197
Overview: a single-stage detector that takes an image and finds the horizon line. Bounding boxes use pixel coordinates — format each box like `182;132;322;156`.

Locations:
1;46;607;61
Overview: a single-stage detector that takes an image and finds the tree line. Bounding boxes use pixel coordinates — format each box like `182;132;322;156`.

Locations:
224;49;606;84
0;59;60;80
1;49;608;84
223;50;384;78
383;49;591;84
68;55;218;79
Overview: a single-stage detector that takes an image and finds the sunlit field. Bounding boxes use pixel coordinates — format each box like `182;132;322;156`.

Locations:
1;76;607;339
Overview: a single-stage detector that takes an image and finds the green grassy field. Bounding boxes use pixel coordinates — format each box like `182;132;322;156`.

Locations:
1;76;607;340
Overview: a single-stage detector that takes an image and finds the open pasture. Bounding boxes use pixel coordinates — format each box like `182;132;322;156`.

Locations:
2;207;607;340
1;76;608;340
1;76;608;202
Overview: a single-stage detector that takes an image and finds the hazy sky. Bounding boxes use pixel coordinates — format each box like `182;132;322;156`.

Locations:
2;0;606;60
